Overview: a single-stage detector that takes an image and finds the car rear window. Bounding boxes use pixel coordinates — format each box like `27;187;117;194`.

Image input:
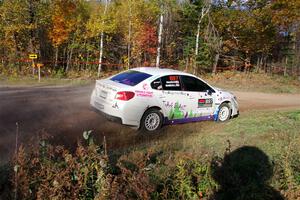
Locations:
110;70;152;86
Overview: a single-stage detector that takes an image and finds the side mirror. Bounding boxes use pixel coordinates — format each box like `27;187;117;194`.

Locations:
207;90;212;96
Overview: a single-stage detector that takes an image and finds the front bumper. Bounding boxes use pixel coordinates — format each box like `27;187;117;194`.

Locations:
232;110;239;118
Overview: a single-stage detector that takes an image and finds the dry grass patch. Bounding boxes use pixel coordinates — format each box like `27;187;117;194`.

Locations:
204;71;300;94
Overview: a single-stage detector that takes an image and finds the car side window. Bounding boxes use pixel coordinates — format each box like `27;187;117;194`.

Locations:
180;75;211;92
161;75;182;91
151;78;163;90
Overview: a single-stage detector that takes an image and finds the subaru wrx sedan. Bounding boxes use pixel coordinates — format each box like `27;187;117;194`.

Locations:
90;67;239;132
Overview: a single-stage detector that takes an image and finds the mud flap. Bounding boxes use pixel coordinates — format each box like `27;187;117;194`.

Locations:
213;106;220;121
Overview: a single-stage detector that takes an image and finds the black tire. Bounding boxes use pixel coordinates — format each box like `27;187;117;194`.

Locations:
140;108;163;132
217;103;231;122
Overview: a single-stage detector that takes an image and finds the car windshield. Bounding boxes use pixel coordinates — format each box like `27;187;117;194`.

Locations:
110;70;152;86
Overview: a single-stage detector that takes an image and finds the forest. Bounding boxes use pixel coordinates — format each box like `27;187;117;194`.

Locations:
0;0;299;77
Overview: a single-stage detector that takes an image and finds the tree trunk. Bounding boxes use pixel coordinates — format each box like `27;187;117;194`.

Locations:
292;55;296;76
194;21;201;74
185;56;189;71
127;0;132;69
265;56;269;73
195;22;201;58
270;60;274;75
83;38;88;69
194;3;211;73
98;32;104;76
86;51;90;70
63;47;66;70
54;47;58;69
84;39;89;70
97;0;109;77
284;57;288;76
156;8;164;68
255;56;260;72
259;56;263;72
13;33;21;71
212;53;219;75
66;48;73;72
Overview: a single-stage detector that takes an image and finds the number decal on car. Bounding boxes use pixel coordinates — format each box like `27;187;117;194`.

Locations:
198;98;213;107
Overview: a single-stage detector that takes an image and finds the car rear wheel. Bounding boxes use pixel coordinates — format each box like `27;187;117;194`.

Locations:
218;103;231;122
140;109;163;132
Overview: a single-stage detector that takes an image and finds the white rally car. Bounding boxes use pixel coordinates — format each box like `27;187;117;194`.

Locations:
90;67;239;132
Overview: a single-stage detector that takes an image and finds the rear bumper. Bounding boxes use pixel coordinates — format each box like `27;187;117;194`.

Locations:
90;90;142;127
90;89;124;124
90;106;123;124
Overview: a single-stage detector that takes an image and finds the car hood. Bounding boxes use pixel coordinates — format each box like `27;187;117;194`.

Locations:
214;87;229;93
213;87;235;97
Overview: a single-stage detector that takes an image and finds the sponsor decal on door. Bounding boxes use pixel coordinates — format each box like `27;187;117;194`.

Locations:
198;98;213;107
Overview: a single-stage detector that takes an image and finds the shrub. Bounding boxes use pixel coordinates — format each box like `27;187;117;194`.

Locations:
155;157;216;200
13;135;109;200
11;134;300;200
12;133;155;200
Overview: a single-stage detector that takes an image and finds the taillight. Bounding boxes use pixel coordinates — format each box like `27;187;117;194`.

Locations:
115;91;135;101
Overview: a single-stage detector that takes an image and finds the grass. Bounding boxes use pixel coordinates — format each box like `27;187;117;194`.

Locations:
204;71;300;94
114;109;300;198
128;109;300;159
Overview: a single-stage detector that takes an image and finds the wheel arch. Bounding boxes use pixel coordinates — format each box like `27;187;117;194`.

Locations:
139;106;164;131
139;106;164;128
146;106;162;111
141;106;164;118
219;100;233;116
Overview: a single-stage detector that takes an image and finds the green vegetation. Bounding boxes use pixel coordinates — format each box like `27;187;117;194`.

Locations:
7;110;300;199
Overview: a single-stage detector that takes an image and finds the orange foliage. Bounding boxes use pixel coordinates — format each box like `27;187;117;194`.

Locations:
48;0;77;47
136;23;157;56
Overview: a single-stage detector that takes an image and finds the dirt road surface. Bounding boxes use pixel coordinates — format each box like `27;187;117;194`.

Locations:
0;85;300;164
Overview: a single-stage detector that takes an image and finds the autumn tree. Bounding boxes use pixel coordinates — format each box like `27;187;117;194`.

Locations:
48;0;77;68
86;0;117;76
178;0;213;73
0;0;299;76
114;0;159;67
64;1;90;72
135;23;158;66
271;0;300;75
0;1;32;59
210;0;277;71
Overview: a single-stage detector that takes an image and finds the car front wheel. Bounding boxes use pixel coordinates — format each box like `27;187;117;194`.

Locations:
140;109;163;132
217;103;231;122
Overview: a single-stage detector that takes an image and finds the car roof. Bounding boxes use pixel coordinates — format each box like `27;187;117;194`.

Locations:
131;67;193;77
